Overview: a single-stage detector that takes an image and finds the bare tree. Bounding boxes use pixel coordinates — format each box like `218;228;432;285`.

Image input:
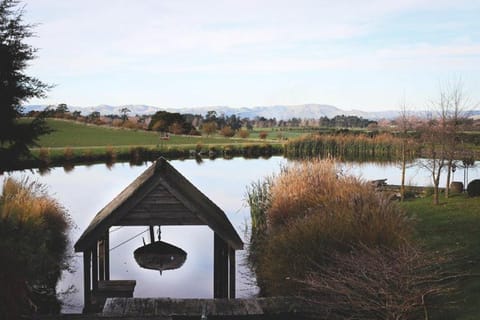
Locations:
443;79;470;198
396;96;414;201
419;79;471;204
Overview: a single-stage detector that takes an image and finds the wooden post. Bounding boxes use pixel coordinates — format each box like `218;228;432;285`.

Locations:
92;243;98;291
149;226;155;243
98;239;105;281
83;250;91;313
104;230;110;281
214;233;229;298
229;247;236;299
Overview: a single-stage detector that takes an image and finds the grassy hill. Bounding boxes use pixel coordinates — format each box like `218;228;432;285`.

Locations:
33;119;266;148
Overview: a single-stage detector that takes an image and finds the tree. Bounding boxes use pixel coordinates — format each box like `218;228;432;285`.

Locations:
442;79;470;198
420;79;471;203
120;107;131;123
0;0;51;168
201;121;217;136
220;125;235;137
396;96;414;201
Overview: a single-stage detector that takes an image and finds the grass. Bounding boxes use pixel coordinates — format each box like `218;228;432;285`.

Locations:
400;194;480;320
34;119;268;148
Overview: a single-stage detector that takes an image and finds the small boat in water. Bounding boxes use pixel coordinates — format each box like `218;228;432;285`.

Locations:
134;241;187;274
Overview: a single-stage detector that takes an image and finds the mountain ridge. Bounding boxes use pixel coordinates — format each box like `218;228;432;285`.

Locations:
23;103;404;120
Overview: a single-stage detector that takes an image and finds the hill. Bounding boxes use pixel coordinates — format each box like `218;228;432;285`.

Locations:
23;103;400;120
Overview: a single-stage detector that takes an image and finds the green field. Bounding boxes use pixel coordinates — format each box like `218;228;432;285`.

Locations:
400;194;480;319
33;119;274;149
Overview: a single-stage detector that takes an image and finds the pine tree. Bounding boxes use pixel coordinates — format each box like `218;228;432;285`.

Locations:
0;0;51;168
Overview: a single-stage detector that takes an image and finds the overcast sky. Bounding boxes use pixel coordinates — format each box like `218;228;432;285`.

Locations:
22;0;480;111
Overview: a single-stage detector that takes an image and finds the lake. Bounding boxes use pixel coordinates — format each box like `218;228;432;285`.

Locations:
1;156;479;313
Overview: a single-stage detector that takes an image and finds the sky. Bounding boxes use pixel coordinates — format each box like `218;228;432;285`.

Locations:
21;0;480;111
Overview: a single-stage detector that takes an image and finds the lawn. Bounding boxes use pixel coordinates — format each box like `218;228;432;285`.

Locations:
33;119;272;149
400;194;480;320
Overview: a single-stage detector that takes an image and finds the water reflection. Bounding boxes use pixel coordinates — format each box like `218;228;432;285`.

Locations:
0;157;287;313
1;156;479;313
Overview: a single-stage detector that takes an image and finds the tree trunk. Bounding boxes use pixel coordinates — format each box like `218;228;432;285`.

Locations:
445;159;453;198
400;141;406;202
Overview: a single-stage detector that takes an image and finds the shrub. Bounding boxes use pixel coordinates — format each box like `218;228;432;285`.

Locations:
105;146;116;162
38;147;50;166
467;179;480;197
0;178;71;318
238;129;250;139
250;159;412;295
63;147;74;162
220;126;235;138
259;131;268;140
302;244;456;320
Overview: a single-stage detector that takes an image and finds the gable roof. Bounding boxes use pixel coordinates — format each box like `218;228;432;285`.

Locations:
74;157;243;252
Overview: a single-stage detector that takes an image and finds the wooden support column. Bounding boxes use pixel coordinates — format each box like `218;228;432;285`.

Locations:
149;226;155;243
98;239;105;281
98;230;110;281
104;231;110;281
229;247;236;299
92;243;98;291
214;233;229;298
83;250;91;313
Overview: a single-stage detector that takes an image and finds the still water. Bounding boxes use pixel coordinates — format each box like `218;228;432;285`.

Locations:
1;156;479;313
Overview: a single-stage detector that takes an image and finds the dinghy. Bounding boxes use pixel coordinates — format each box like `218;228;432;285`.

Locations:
134;241;187;273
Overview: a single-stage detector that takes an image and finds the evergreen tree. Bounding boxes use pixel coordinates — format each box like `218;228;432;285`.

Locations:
0;0;51;168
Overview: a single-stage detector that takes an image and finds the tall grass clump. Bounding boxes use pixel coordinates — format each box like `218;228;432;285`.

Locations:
247;159;454;319
285;133;412;161
0;178;72;318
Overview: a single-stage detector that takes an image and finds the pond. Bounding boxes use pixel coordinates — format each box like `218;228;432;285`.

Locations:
1;156;479;313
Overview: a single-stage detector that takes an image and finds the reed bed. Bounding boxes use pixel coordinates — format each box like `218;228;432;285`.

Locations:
285;133;414;161
0;178;71;317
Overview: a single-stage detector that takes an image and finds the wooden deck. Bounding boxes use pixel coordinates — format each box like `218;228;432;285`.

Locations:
37;297;319;319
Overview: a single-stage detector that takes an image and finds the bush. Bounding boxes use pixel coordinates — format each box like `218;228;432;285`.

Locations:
258;131;268;140
0;178;71;318
220;126;235;138
247;159;456;318
467;179;480;197
238;129;250;139
249;159;412;295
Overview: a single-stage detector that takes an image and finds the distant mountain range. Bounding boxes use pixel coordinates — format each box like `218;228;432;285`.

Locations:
22;103;480;121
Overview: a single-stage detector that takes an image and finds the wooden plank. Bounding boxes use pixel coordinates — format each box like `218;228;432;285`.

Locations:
228;299;247;316
104;231;110;281
123;298;144;316
98;239;105;281
102;297;127;316
82;250;91;314
154;298;173;316
229;247;236;299
213;298;232;316
242;299;263;315
124;209;194;219
214;233;229;298
92;244;98;291
117;217;204;226
132;203;190;212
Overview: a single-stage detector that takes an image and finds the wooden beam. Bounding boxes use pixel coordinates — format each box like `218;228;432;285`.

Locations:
104;231;110;281
98;239;105;281
83;250;91;313
149;226;155;243
214;233;229;298
92;244;98;291
229;247;236;299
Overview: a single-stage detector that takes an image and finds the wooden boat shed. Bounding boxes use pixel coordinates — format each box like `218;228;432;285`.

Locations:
74;157;243;312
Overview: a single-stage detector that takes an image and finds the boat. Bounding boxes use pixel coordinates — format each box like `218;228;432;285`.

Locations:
134;241;187;273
